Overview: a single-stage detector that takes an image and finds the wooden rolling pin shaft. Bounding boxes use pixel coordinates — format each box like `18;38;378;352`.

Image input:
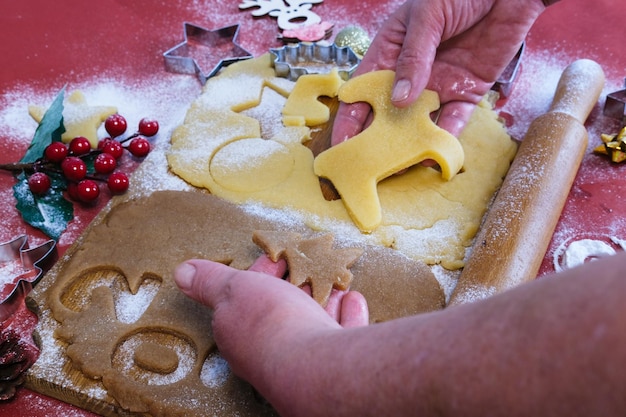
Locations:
449;59;605;306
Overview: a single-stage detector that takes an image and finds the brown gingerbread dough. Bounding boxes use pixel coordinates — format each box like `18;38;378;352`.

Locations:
39;190;443;416
134;341;179;374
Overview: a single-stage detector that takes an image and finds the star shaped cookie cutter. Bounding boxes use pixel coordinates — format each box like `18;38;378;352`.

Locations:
0;235;57;322
270;42;361;81
163;22;253;85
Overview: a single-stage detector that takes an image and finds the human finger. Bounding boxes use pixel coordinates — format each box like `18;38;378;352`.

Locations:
173;260;239;309
389;3;441;107
338;291;369;328
248;254;287;278
435;100;476;137
322;288;344;321
301;286;369;327
330;4;410;145
300;285;343;322
330;101;372;146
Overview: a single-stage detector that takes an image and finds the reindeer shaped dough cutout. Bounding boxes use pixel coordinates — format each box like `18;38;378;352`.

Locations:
313;70;465;233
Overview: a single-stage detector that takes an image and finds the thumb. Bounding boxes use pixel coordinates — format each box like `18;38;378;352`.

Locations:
174;259;236;309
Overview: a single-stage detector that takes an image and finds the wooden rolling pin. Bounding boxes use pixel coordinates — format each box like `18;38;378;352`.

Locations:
448;59;605;306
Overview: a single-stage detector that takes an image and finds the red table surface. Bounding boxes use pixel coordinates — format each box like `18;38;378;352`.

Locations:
1;0;625;415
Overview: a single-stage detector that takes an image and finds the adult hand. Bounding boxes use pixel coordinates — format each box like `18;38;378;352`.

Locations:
173;255;368;382
331;0;545;144
175;252;626;417
247;254;369;326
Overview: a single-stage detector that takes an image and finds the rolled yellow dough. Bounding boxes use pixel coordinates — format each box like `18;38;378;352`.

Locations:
167;54;517;269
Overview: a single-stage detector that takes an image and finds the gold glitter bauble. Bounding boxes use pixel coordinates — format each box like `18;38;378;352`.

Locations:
334;26;371;57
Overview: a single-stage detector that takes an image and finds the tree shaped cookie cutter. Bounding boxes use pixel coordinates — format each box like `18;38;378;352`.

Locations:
163;22;253;85
0;235;57;321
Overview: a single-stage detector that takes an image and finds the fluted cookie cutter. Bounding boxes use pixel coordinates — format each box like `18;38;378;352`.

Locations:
0;235;57;322
270;42;361;81
163;22;253;85
603;78;626;123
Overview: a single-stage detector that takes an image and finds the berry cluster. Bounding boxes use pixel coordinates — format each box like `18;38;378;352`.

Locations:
23;114;159;203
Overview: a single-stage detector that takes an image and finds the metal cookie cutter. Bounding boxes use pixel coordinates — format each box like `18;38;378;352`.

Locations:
163;22;253;85
603;78;626;124
270;42;361;81
0;235;57;322
492;42;525;98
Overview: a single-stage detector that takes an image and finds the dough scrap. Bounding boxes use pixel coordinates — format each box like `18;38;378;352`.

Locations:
29;90;117;148
168;55;517;269
40;190;443;416
134;341;179;374
253;230;363;306
314;70;465;232
282;68;344;126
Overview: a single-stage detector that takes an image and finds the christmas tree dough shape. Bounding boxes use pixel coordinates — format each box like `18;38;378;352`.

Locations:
314;70;465;232
252;230;363;306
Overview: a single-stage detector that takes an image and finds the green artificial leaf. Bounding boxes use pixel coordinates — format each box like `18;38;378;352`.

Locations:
20;87;66;164
12;172;73;241
82;151;99;173
13;86;72;240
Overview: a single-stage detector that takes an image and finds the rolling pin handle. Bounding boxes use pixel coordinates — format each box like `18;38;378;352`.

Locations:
549;59;605;123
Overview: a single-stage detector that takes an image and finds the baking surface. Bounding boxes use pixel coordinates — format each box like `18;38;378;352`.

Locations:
1;0;625;414
24;188;444;416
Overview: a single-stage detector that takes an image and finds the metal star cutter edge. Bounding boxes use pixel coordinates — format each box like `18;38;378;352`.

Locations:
163;22;254;85
0;235;57;322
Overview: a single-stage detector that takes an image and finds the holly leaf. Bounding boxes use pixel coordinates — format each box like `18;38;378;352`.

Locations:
13;86;72;240
12;172;73;241
20;87;66;164
81;151;99;173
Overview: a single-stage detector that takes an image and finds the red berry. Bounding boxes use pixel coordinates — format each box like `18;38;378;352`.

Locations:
44;142;68;163
101;140;124;160
61;156;87;182
69;136;92;155
97;137;112;150
66;182;80;201
28;172;51;195
138;118;159;137
128;137;151;157
76;179;100;203
107;172;129;194
104;114;127;138
94;152;117;174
